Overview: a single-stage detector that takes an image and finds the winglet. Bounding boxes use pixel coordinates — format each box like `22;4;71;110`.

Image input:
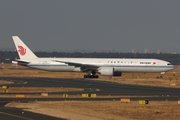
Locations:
12;36;37;59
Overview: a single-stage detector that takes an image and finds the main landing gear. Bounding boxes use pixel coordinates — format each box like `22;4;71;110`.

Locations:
83;70;99;78
84;75;99;78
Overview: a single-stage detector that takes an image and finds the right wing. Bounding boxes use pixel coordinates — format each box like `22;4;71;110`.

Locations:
53;60;99;71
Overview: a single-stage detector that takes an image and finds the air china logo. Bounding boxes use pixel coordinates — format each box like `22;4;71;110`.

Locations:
153;62;156;64
18;45;26;56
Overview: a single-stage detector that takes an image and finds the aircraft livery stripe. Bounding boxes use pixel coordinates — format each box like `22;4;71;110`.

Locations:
27;64;173;68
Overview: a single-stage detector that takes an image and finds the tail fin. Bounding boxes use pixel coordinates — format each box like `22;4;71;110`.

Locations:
12;36;37;59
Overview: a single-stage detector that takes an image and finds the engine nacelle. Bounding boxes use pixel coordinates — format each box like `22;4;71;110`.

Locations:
98;67;122;76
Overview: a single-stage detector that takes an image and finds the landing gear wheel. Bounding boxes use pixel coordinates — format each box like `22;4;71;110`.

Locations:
84;75;88;78
83;75;99;78
94;75;99;78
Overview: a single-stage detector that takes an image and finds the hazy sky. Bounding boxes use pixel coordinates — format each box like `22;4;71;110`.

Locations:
1;0;180;53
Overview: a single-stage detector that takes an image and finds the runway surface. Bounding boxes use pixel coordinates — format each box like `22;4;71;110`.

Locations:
0;76;180;119
0;101;64;120
0;76;180;97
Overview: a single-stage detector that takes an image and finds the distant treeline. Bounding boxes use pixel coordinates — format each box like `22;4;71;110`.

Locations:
1;51;180;65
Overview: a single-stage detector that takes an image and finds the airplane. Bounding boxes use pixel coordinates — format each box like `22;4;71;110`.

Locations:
12;36;174;78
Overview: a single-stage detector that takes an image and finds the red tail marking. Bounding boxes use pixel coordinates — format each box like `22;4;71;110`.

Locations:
18;46;26;56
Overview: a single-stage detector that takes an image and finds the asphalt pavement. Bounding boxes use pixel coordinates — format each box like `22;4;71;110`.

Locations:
0;76;180;120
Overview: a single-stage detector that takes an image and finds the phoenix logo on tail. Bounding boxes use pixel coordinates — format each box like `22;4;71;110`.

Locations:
18;45;26;56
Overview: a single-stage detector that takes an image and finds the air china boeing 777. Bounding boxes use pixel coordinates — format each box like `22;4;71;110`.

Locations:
12;36;174;78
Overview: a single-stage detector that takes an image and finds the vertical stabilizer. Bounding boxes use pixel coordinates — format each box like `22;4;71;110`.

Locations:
12;36;37;59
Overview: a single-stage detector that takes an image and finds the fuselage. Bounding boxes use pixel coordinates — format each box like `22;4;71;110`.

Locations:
12;36;175;78
19;58;174;73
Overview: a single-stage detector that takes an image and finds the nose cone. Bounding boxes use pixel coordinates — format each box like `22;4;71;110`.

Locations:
169;65;174;70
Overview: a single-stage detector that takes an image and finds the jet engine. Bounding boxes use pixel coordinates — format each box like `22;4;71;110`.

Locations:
98;67;122;76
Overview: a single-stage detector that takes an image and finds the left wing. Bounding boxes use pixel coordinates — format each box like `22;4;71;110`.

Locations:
14;59;30;66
